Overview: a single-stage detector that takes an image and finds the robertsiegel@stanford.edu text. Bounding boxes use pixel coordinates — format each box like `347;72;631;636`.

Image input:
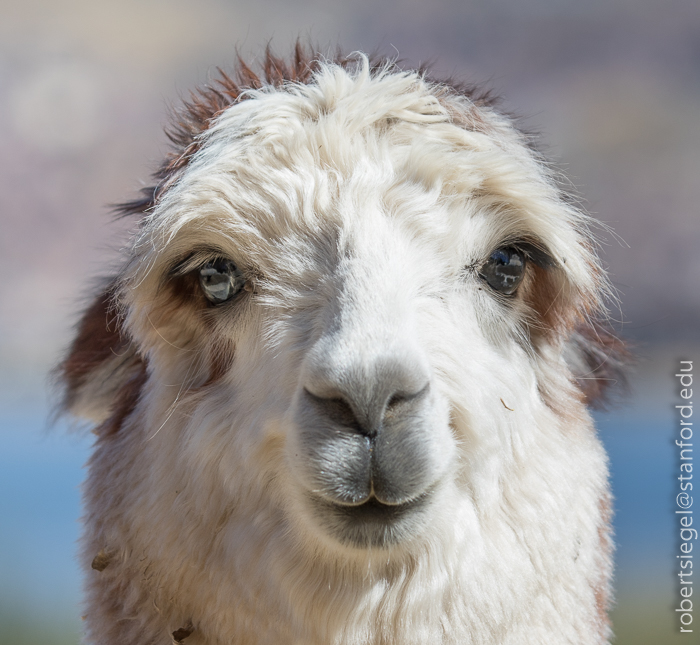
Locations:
676;360;695;633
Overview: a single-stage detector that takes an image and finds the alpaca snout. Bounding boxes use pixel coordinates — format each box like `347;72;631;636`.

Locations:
298;381;435;507
293;383;442;547
289;348;448;548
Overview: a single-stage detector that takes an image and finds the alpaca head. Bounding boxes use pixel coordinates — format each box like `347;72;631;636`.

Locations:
60;50;622;644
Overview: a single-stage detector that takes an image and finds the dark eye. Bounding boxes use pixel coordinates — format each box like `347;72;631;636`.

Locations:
479;247;526;295
198;259;245;304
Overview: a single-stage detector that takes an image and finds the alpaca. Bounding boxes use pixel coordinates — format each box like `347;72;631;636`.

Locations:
59;48;623;645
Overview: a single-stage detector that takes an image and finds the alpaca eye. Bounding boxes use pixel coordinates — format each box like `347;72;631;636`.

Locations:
199;259;245;304
479;247;526;295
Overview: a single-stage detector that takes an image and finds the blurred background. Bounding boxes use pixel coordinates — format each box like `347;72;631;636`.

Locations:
1;0;698;643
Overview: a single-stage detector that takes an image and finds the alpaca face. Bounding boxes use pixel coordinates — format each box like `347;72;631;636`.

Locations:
61;56;621;645
106;64;602;558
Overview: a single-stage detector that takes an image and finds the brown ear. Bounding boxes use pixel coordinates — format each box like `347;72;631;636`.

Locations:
564;320;628;409
58;281;144;423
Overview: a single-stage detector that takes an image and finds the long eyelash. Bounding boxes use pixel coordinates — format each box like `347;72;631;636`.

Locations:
169;250;233;276
511;241;556;269
467;239;556;274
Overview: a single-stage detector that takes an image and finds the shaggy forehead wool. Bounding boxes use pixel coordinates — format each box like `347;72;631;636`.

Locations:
105;48;618;402
60;47;624;645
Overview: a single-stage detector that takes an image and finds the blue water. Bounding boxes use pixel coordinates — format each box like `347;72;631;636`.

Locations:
0;412;92;617
0;402;678;617
596;410;675;591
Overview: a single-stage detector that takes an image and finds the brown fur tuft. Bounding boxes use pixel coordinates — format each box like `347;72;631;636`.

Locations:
57;282;147;425
95;358;148;437
59;283;128;409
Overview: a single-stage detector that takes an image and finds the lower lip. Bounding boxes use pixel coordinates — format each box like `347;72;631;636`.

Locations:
309;492;433;548
329;495;428;520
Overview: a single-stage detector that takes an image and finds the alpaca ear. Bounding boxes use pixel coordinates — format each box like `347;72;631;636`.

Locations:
58;281;145;424
563;320;628;409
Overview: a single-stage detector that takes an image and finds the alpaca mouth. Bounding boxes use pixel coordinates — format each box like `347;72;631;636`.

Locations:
309;491;433;548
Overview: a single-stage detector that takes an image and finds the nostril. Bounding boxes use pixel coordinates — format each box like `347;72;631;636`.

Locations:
384;394;406;420
385;382;430;415
303;388;366;435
